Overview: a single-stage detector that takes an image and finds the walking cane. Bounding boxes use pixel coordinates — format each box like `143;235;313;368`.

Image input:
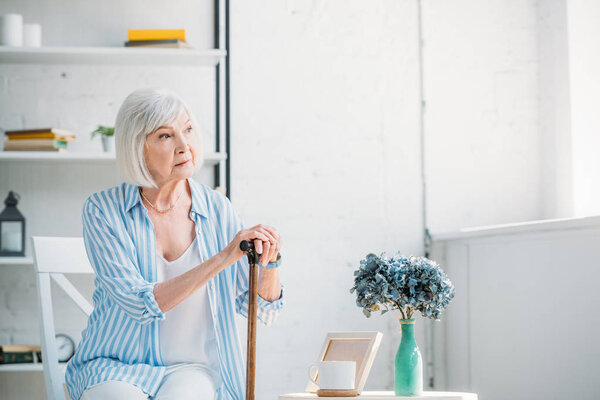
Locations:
240;240;260;400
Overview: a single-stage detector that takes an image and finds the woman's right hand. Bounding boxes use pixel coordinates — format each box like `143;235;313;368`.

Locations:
222;224;281;267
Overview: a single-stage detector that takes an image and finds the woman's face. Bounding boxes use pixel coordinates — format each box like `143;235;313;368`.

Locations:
144;110;199;185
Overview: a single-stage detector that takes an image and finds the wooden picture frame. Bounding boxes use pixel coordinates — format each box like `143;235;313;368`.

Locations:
305;331;383;394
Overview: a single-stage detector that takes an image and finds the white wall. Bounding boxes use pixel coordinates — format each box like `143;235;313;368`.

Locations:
229;2;424;397
538;0;573;219
566;0;600;217
422;0;543;233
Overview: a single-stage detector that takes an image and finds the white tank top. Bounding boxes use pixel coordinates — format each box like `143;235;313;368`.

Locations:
155;236;221;388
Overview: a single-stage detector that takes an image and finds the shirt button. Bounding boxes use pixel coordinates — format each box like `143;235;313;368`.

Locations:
210;282;214;290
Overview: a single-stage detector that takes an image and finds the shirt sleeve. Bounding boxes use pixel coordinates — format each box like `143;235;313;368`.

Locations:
82;196;165;325
218;192;284;327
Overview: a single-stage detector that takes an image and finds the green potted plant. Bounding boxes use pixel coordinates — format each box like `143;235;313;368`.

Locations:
91;125;115;153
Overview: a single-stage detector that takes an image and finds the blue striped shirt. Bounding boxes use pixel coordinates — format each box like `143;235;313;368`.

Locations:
65;177;284;400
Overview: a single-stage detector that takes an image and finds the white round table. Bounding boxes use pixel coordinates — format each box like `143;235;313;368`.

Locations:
279;391;478;400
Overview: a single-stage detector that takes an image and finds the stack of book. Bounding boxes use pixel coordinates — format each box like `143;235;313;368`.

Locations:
125;29;191;48
0;344;42;364
3;128;76;152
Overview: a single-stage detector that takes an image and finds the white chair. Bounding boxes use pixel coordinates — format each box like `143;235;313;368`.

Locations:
31;236;94;400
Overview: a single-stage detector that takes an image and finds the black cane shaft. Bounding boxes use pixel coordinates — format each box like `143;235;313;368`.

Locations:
245;259;258;400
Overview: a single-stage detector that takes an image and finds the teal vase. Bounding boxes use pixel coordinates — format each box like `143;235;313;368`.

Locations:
394;318;423;396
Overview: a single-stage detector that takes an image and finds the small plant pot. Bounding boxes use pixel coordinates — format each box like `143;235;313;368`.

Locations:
101;136;115;153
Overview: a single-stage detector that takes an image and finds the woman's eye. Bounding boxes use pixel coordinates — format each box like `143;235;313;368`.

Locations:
159;134;170;139
185;126;193;133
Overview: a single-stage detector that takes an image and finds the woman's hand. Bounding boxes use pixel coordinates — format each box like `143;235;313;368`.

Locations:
223;224;282;267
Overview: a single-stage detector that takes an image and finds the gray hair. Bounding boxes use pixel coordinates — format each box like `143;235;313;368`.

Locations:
114;87;203;188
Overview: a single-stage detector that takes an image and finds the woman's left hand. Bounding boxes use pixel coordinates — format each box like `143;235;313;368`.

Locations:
252;225;282;267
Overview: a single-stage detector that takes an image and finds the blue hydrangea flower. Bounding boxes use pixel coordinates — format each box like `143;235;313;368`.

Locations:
349;252;455;321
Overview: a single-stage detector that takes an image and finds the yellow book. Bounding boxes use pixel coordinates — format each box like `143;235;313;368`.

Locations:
128;29;186;42
2;147;67;152
5;127;75;137
6;133;75;141
4;139;68;150
1;345;41;353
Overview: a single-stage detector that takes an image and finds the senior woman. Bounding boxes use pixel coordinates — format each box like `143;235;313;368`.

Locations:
64;87;284;400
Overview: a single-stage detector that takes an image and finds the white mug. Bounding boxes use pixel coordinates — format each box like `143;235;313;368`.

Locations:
23;23;41;47
308;361;355;390
0;13;23;46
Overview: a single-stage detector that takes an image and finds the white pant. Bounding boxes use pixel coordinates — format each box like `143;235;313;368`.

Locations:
80;364;217;400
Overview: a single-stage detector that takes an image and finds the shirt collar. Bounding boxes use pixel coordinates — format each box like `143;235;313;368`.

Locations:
124;176;209;218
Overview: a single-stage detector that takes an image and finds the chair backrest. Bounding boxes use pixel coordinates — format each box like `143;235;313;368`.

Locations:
31;236;95;400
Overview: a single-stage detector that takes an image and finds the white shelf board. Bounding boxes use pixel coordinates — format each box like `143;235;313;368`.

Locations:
0;257;33;266
0;151;116;162
0;46;226;66
0;151;227;165
0;362;67;372
431;214;600;242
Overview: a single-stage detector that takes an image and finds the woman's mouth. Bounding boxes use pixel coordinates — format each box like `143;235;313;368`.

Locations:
175;159;190;166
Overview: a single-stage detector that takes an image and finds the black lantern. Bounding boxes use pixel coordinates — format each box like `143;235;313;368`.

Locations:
0;191;25;257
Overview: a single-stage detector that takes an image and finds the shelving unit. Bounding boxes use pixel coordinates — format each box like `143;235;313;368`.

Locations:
0;42;230;191
0;0;231;380
0;257;34;266
0;151;227;165
0;362;67;373
1;0;231;194
0;46;225;66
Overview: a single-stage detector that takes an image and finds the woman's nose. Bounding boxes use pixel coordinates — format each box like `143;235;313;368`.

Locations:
174;132;189;152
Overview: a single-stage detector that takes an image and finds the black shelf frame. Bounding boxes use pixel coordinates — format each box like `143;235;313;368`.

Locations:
214;0;231;199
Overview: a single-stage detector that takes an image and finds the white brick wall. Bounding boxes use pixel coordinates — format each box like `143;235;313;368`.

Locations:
0;64;217;152
538;0;573;219
566;0;600;216
422;0;543;233
230;2;423;397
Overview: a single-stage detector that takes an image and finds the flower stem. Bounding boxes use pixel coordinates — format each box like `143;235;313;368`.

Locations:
390;299;407;319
